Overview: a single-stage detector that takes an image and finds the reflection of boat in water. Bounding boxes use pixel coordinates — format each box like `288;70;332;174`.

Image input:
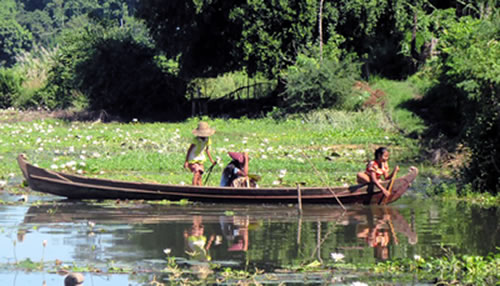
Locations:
21;202;417;265
22;203;358;224
22;202;416;241
18;154;418;204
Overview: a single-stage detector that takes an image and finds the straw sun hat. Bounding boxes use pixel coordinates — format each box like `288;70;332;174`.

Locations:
192;122;215;137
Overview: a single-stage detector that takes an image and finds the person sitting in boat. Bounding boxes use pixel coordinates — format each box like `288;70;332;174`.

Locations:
356;147;399;197
220;152;249;187
184;122;216;186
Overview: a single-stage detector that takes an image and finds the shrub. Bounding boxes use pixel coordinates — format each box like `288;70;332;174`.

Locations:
279;54;361;115
417;12;500;194
0;68;22;108
44;21;187;120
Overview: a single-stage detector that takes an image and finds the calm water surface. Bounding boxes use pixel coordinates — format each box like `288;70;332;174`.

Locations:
0;189;498;285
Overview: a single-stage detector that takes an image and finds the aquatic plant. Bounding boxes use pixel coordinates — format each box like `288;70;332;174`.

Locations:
374;248;500;285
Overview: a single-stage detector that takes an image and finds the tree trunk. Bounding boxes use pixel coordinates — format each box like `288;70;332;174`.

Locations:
318;0;324;63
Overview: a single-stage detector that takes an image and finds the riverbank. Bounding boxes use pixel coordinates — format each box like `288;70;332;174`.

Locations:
0;106;421;188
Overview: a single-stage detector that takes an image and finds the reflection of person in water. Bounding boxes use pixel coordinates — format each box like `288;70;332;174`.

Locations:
357;214;392;260
357;208;417;261
184;216;215;261
219;216;249;252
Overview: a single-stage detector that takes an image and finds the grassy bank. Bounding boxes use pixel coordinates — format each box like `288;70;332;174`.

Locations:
2;80;497;206
0;106;419;188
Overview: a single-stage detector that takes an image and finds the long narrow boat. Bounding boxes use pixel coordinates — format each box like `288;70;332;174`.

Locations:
17;154;418;204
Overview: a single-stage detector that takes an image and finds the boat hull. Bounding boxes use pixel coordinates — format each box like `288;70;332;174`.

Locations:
17;154;418;204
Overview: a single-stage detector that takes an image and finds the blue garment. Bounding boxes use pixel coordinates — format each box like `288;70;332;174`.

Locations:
220;162;241;186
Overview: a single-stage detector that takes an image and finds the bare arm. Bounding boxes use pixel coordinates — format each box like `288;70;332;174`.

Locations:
205;148;215;165
243;152;249;176
371;172;390;197
184;144;195;169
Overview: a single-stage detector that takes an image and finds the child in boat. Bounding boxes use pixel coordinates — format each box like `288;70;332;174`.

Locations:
220;152;249;187
356;147;399;197
184;122;216;186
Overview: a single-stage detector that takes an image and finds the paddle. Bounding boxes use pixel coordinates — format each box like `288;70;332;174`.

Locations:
382;167;399;205
203;162;217;185
383;207;399;245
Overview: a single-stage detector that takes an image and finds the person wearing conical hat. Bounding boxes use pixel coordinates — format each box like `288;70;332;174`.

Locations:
184;122;216;186
220;152;249;187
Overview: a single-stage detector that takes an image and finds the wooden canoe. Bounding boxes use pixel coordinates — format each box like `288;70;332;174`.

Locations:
17;154;418;204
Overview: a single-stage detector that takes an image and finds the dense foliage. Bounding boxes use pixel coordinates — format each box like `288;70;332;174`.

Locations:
49;22;186;119
279;54;361;114
0;0;498;192
441;15;500;194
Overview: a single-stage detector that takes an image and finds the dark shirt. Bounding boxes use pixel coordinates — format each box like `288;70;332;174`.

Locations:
220;160;242;186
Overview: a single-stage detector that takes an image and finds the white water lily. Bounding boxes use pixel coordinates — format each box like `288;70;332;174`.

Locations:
414;255;422;261
351;282;368;286
50;164;58;170
330;252;345;262
278;169;287;178
163;248;171;255
0;180;6;187
355;149;366;156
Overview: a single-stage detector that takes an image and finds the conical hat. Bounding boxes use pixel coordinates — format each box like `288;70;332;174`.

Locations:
228;152;245;164
192;122;215;137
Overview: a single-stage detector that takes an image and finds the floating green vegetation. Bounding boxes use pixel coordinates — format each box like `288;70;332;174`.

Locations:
426;182;500;208
0;248;498;285
374;248;500;285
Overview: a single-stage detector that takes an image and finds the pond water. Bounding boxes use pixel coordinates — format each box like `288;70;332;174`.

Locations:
0;189;498;285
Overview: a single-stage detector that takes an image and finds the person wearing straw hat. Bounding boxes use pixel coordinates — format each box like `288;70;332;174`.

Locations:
184;122;216;186
220;152;249;187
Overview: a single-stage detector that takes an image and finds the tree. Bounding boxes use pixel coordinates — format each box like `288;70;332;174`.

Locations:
137;0;245;80
0;0;32;66
230;0;318;78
